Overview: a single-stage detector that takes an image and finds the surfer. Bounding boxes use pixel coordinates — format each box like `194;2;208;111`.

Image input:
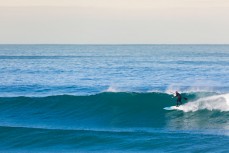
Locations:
175;91;182;107
174;91;188;107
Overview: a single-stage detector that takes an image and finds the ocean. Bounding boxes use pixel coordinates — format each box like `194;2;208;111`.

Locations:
0;44;229;152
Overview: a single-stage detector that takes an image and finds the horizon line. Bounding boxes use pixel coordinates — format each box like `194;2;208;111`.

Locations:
0;43;229;45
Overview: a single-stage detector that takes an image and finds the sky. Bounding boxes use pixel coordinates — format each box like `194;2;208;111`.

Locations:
0;0;229;44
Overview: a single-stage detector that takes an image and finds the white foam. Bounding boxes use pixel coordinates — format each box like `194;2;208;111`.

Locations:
105;86;119;92
179;93;229;112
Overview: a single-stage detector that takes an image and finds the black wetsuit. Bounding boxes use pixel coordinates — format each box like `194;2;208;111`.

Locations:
175;92;182;107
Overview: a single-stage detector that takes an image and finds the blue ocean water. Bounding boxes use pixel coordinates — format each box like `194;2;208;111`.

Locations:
0;44;229;152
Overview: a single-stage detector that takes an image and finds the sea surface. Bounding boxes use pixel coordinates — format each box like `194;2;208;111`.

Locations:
0;44;229;152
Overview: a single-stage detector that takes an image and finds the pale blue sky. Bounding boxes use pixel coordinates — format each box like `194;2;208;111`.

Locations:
0;0;229;44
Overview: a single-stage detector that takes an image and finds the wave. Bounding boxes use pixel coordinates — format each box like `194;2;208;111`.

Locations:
0;92;229;130
1;92;229;152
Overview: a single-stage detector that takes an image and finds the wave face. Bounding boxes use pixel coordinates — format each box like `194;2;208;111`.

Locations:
0;92;171;129
1;92;229;152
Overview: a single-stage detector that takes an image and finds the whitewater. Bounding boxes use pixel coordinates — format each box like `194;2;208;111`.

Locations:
0;44;229;152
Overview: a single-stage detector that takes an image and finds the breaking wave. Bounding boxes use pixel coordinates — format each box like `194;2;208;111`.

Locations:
0;92;228;130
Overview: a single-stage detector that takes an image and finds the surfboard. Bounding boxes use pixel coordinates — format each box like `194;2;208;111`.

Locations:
163;106;183;110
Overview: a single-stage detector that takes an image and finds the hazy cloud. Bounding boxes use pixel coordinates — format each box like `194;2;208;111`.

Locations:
0;0;228;43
